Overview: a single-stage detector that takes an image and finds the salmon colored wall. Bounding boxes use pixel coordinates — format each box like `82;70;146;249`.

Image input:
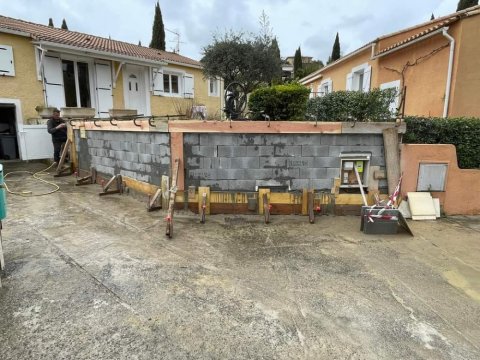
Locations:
150;66;222;118
400;144;480;215
449;16;480;117
308;48;376;92
0;33;45;120
377;34;451;117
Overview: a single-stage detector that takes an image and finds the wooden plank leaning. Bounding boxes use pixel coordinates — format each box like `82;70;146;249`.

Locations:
165;158;180;238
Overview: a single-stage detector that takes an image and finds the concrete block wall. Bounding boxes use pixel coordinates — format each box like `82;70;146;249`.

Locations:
75;131;170;185
184;134;387;191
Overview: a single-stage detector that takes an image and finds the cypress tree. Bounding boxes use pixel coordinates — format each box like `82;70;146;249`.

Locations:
293;47;303;78
431;13;435;20
330;32;341;63
270;37;282;84
138;40;142;46
48;18;54;27
457;0;478;11
61;19;68;30
149;1;166;51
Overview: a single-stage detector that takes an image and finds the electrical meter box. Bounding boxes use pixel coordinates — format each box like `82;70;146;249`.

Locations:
339;152;371;189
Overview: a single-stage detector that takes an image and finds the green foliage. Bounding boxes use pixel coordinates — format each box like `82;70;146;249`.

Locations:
248;83;311;120
149;1;166;51
293;47;303;78
61;19;68;30
201;29;282;93
404;117;480;169
330;33;340;63
457;0;478;11
306;89;397;122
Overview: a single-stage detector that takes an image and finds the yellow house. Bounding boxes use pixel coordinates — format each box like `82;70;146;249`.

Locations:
300;5;480;118
0;15;223;160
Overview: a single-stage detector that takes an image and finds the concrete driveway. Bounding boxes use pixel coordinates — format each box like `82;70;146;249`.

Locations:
0;162;479;359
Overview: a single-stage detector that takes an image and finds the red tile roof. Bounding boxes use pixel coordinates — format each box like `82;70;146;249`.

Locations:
0;15;201;67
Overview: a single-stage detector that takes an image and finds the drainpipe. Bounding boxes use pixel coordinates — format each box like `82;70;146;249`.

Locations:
442;28;455;118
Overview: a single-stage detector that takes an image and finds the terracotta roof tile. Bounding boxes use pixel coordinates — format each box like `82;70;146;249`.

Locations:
0;15;201;67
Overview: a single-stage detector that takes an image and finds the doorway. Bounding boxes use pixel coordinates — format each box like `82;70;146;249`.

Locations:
124;65;147;116
0;104;19;160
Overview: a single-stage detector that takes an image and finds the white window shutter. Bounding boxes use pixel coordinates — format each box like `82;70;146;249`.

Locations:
0;45;15;76
317;84;322;97
346;73;353;91
327;80;333;93
152;68;164;95
43;55;65;108
94;61;113;118
363;65;372;92
184;73;194;98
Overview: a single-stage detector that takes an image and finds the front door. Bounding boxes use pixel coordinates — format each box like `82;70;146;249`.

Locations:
124;65;147;116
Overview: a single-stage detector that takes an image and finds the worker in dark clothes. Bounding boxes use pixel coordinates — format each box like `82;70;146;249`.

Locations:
47;109;67;163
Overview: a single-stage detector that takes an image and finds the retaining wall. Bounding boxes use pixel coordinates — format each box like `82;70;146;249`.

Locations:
184;133;387;191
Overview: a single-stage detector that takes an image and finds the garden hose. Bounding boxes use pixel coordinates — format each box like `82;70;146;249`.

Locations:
4;163;60;197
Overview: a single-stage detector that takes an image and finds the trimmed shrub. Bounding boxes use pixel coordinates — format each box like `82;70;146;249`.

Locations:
306;89;397;122
404;117;480;169
248;83;310;120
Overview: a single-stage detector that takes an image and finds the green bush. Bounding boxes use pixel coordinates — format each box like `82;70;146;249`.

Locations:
404;117;480;169
305;89;397;122
248;83;310;120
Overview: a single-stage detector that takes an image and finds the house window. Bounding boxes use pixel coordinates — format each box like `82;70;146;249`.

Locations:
0;45;15;76
318;79;332;97
208;78;219;97
163;73;180;95
380;80;401;115
62;60;91;108
347;63;371;92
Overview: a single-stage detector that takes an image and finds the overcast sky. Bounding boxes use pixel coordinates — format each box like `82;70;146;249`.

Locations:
0;0;460;63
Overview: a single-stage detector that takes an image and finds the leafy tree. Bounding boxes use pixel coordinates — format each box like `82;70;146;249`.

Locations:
61;19;68;30
431;13;435;20
201;12;282;93
330;32;340;63
303;60;324;78
293;47;303;79
457;0;478;11
149;1;166;51
48;18;54;27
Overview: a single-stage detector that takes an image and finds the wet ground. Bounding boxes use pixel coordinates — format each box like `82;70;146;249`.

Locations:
0;162;479;359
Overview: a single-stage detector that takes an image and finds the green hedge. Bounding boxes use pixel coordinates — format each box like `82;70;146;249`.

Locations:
404;117;480;169
248;83;310;120
305;89;397;122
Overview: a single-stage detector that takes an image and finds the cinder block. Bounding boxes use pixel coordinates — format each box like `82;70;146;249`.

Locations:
192;145;216;157
293;135;319;145
245;168;273;180
301;145;329;157
144;143;154;154
126;152;139;163
371;156;386;166
137;133;151;143
228;180;256;191
264;135;295;146
199;180;229;191
136;143;146;154
108;150;115;157
311;179;333;190
326;168;340;179
321;135;349;145
110;141;122;151
121;142;132;152
347;135;377;146
153;155;170;165
373;135;384;146
272;168;299;178
188;169;217;180
184;134;200;145
93;140;104;148
274;145;301;156
139;154;152;164
154;133;169;144
260;157;287;168
217;146;247;157
314;157;341;168
186;157;200;168
217;168;245;180
238;134;256;145
135;173;150;183
246;145;274;157
218;157;231;169
124;132;136;142
230;157;259;169
200;158;220;169
200;134;240;146
300;168;328;179
121;161;133;170
287;157;314;168
291;179;310;190
133;162;146;172
114;150;124;160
